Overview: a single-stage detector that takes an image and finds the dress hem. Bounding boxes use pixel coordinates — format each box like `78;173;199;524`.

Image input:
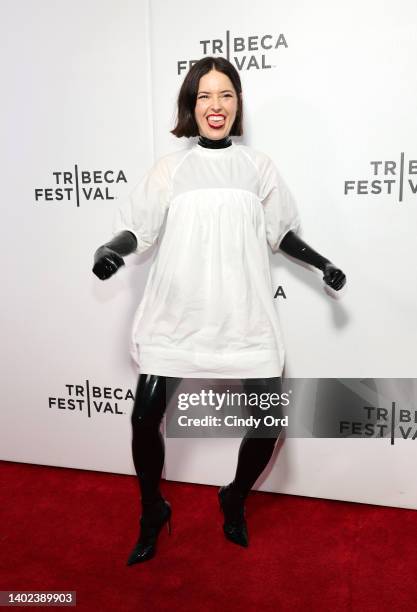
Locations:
130;344;284;379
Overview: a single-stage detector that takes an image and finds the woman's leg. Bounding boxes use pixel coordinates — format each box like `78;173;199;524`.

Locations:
230;376;283;497
127;373;181;565
131;373;181;508
219;376;283;546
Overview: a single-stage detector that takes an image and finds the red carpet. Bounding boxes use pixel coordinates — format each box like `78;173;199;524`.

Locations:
0;460;416;611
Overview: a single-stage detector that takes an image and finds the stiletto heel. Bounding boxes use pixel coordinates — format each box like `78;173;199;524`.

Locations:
218;484;249;548
127;499;172;566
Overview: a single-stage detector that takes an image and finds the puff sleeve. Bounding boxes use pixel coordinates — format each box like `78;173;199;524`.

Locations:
258;154;301;253
112;156;171;254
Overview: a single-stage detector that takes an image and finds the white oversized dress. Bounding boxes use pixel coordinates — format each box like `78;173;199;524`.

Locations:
112;141;301;378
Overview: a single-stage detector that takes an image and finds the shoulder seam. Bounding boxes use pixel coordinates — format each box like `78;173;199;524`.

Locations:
237;146;262;183
237;145;264;195
238;145;258;170
171;147;195;182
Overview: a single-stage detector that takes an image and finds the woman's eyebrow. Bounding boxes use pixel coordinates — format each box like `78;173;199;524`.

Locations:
197;89;234;94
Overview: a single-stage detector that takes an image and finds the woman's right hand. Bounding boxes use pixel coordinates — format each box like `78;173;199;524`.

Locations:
92;246;125;280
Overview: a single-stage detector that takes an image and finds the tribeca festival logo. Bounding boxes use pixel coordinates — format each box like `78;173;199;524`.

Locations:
344;153;417;202
34;166;128;206
177;30;289;74
48;381;134;418
339;403;417;445
308;378;417;446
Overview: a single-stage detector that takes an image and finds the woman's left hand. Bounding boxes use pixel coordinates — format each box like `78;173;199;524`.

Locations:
322;262;346;291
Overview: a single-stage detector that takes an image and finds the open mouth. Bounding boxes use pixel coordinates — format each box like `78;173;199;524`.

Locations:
207;115;225;129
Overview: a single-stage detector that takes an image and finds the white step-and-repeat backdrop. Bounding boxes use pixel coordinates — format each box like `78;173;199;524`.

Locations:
1;0;416;509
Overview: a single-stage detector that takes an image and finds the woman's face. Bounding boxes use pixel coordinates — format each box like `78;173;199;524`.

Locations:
194;69;239;139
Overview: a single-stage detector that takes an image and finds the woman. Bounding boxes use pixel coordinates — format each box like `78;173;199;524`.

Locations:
92;57;346;564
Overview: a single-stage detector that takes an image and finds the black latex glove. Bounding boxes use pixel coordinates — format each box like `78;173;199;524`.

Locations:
280;231;347;292
92;246;125;280
92;230;137;281
322;262;346;291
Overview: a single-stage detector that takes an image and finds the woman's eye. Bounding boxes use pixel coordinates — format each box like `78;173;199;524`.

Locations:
198;94;233;99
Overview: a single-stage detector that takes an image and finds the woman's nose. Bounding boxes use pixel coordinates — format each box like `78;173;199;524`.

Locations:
210;98;222;111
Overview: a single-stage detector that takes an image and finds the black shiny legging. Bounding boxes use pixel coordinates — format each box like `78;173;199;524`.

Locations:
131;374;283;506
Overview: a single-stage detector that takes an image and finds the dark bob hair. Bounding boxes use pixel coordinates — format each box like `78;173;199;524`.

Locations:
170;56;243;138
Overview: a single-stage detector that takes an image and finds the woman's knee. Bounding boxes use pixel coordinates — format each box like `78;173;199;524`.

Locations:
131;401;164;431
131;374;168;429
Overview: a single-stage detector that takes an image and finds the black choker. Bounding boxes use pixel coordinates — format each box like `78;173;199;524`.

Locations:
197;135;232;149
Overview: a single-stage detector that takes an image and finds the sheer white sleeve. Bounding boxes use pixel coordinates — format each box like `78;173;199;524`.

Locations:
258;154;301;253
112;156;171;254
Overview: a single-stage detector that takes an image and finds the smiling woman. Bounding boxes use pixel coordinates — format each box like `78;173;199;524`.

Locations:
170;56;243;139
194;71;238;138
92;55;346;566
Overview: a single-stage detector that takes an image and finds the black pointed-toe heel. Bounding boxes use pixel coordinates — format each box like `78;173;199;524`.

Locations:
218;484;249;548
127;499;172;566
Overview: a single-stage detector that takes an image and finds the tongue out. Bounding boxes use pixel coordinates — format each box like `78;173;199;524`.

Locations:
207;116;225;129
